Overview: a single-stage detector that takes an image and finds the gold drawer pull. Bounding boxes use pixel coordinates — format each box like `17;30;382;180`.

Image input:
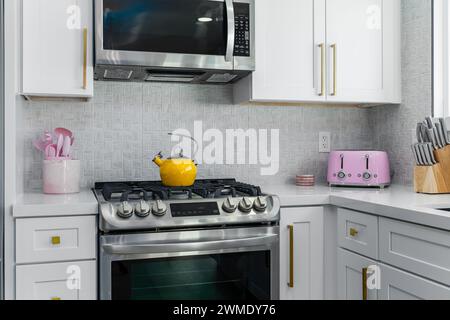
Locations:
51;297;61;300
362;267;368;300
287;225;294;288
82;27;88;89
51;236;61;245
330;43;337;96
349;228;359;237
318;43;325;96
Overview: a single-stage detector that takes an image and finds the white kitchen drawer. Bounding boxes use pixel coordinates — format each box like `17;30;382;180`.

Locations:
379;217;450;286
16;261;96;300
338;208;378;259
16;216;96;264
379;263;450;300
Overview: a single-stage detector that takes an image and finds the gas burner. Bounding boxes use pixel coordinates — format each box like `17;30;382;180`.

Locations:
94;179;280;232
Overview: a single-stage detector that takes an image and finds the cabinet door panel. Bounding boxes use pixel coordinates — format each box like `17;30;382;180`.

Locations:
379;264;450;300
337;248;378;300
326;0;400;103
280;207;324;300
251;0;326;102
22;0;93;97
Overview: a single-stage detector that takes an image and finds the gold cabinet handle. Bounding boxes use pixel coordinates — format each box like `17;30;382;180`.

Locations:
287;225;294;288
362;267;368;300
330;44;337;96
318;43;325;96
349;228;359;237
82;27;88;89
51;297;61;300
51;236;61;245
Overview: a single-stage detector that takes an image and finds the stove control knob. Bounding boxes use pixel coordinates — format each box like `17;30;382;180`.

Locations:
152;200;167;216
117;201;133;219
222;197;238;213
135;200;151;217
253;196;268;212
239;197;253;214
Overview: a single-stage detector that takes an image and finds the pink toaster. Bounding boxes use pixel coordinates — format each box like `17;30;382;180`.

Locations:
327;150;391;188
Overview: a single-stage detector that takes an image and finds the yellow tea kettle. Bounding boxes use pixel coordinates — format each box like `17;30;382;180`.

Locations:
152;134;198;187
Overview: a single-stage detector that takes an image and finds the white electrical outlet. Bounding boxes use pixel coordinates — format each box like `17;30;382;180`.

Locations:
319;132;331;153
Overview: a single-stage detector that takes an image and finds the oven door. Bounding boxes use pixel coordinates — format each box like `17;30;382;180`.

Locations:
100;226;279;300
95;0;239;71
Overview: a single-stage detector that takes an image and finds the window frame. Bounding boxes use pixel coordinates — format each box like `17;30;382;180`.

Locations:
433;0;450;117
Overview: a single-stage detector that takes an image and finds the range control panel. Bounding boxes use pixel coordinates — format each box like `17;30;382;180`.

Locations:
234;3;251;57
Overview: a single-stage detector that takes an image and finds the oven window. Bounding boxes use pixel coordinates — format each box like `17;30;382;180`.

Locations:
103;0;227;55
111;251;271;300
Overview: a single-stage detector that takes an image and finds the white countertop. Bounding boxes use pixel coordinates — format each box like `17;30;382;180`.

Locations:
263;184;450;230
13;189;98;218
12;184;450;231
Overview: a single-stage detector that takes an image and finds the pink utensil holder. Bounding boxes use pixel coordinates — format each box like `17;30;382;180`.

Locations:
43;160;80;194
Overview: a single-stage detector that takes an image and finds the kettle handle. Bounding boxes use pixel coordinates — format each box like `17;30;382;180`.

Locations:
168;133;199;158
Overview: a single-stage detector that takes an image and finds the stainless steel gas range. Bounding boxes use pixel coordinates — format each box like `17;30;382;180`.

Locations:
94;179;280;300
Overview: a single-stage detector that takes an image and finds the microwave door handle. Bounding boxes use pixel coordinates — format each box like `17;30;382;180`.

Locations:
225;0;235;62
102;234;278;255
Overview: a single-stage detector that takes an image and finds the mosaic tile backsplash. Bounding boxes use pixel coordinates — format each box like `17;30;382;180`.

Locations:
20;82;372;191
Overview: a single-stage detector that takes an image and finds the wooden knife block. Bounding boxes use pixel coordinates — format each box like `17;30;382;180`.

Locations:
414;146;450;194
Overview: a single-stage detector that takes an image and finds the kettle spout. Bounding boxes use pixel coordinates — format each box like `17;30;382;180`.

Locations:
153;153;164;167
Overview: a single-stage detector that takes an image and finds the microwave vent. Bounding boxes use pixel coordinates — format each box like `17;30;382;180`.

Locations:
206;73;238;83
103;69;133;80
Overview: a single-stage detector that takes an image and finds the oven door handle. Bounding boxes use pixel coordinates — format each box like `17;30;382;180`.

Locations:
225;0;235;62
102;233;278;255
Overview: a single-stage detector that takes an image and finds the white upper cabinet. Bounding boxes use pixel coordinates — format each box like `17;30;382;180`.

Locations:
326;0;400;103
250;0;326;102
21;0;94;99
234;0;400;105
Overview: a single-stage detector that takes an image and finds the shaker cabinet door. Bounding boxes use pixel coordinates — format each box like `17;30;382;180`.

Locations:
325;0;401;103
337;248;378;300
22;0;94;98
280;207;324;300
248;0;326;102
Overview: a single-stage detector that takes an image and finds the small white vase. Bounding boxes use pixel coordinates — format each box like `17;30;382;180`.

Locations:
43;160;81;194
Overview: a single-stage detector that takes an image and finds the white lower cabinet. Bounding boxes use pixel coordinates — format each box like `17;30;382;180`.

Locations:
337;248;378;300
379;264;450;300
280;207;324;300
16;261;96;300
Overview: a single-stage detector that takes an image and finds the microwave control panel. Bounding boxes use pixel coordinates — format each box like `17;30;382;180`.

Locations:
234;3;250;57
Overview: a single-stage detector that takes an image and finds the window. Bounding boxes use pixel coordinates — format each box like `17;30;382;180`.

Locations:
434;0;450;117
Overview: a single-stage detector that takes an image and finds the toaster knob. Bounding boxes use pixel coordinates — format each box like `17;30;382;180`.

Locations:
337;171;346;179
363;172;372;180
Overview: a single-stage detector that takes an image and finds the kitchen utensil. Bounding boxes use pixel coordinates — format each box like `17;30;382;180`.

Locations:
436;122;447;148
425;116;434;129
420;143;432;165
45;144;57;159
414;144;424;165
62;136;71;157
153;151;197;187
425;127;438;149
54;127;75;145
56;134;64;157
411;145;420;165
439;117;450;145
433;126;444;148
426;143;437;164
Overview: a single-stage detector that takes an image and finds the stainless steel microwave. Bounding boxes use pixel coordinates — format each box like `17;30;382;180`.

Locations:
94;0;255;84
